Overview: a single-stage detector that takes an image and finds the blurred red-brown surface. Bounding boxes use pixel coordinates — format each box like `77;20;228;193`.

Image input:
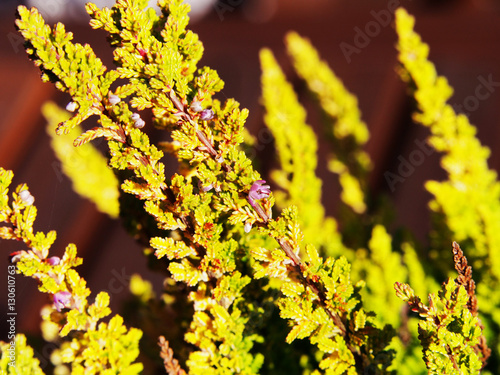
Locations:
1;0;500;361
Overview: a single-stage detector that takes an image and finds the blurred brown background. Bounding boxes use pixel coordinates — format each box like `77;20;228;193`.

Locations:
1;0;500;367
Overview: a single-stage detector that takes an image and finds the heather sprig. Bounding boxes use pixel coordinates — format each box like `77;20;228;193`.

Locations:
0;167;143;374
396;7;500;363
259;48;344;259
285;32;371;216
395;242;490;374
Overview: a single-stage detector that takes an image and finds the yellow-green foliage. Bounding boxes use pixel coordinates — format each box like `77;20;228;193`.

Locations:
43;101;120;217
396;8;500;366
0;334;44;375
2;1;498;374
260;33;432;374
259;44;429;374
396;279;484;374
395;8;500;277
259;48;344;259
0;167;143;374
285;32;370;215
356;226;405;328
395;242;490;374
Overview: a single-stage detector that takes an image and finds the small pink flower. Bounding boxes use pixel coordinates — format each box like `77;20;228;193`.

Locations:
134;119;145;128
199;109;214;121
202;184;213;192
108;94;121;105
197;180;213;192
131;113;145;128
248;180;271;209
19;190;34;206
53;291;73;312
47;256;60;266
137;48;148;58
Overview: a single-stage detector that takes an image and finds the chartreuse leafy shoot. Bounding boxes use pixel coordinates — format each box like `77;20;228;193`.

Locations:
396;8;500;369
43;101;120;217
395;7;500;279
0;334;44;375
285;32;371;215
0;1;496;374
0;167;143;374
259;48;345;259
395;242;490;374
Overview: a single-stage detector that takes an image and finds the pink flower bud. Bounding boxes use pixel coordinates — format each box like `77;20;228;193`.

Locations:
53;291;73;312
131;113;145;128
244;222;252;233
19;190;30;200
134;119;145;128
199;109;214;121
190;101;203;113
66;101;77;112
19;190;34;206
47;256;61;266
108;94;121;105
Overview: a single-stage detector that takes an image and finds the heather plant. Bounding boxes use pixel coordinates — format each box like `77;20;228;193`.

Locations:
0;1;497;374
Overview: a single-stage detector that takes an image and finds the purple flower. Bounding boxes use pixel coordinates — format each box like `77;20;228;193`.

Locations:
199;109;214;121
47;256;61;266
53;291;73;312
248;180;271;209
